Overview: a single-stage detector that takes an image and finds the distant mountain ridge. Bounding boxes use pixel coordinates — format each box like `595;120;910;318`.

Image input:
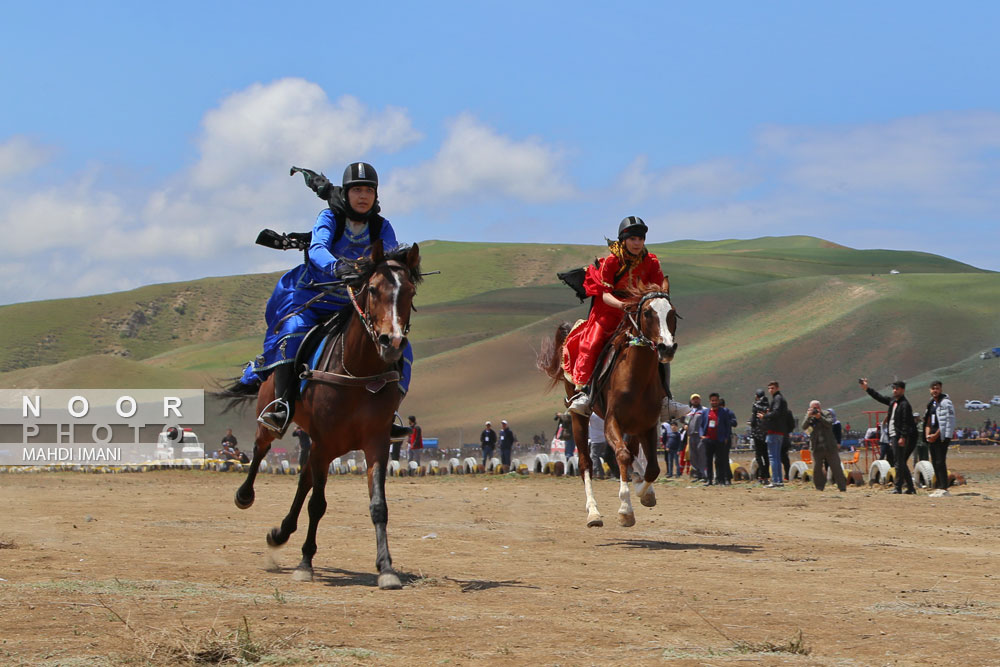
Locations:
2;236;996;446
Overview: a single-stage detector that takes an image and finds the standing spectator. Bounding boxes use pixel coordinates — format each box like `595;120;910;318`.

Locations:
696;393;736;486
860;378;917;494
802;400;847;492
406;415;423;464
480;421;497;467
292;427;311;468
758;380;792;488
878;415;895;465
719;398;737;484
665;420;683;477
686;394;706;480
923;380;955;496
221;428;238;450
749;389;770;483
498;420;516;469
589;412;608;479
830;409;843;447
554;411;576;457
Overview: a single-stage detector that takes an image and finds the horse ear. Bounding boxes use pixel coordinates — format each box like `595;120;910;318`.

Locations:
371;239;385;264
661;276;670;294
406;242;420;271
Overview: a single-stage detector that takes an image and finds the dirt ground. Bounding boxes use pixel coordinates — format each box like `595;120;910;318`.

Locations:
2;448;1000;666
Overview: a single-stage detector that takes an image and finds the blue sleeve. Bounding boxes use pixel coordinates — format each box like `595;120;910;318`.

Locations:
380;219;399;252
307;209;340;277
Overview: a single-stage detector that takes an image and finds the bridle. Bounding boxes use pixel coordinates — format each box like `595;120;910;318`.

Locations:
623;291;676;350
346;260;413;348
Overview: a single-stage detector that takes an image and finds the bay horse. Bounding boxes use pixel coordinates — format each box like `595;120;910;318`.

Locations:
537;280;681;527
221;240;421;589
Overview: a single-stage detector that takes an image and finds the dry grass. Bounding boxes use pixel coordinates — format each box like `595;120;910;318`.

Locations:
735;629;811;656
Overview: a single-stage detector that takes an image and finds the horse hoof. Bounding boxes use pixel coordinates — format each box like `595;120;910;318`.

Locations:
586;515;604;528
640;492;656;508
266;528;287;548
234;489;254;510
378;572;402;590
618;512;636;527
292;567;313;582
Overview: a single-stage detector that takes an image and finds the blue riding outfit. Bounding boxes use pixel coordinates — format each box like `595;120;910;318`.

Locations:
241;162;413;441
240;208;412;394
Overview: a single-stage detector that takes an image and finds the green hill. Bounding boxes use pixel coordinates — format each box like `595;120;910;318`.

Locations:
2;236;997;449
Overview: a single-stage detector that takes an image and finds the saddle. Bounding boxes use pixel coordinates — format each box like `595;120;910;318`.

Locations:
293;310;402;399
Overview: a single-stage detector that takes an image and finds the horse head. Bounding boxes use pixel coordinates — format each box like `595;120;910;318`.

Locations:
357;240;422;363
630;279;678;364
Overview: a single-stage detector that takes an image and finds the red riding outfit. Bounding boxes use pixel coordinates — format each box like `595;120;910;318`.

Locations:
562;250;664;387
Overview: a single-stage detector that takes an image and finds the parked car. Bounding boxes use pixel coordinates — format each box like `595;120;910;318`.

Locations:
156;426;205;460
965;400;990;410
991;396;1000;406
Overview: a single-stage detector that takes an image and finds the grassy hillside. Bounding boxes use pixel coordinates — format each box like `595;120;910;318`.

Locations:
2;236;997;448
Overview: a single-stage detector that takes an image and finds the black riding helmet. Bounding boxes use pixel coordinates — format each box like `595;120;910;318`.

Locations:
343;162;378;191
341;162;380;220
618;215;648;241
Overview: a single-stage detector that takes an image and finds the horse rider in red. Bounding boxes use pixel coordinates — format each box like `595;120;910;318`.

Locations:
563;216;664;415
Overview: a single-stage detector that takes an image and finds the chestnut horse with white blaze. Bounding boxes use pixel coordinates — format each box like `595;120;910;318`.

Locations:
538;280;685;527
220;241;421;589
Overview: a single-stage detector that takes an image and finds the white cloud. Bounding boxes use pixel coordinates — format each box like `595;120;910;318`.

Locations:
383;113;574;212
0;135;55;182
621;111;1000;246
190;79;421;189
758;112;1000;202
619;155;755;203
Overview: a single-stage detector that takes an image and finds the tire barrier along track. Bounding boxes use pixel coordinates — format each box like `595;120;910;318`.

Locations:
869;460;891;486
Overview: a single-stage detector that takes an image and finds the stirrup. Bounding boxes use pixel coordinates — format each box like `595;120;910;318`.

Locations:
389;412;411;442
257;397;290;434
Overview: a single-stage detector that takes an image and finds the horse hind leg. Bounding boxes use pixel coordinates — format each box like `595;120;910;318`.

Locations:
368;460;401;589
293;459;329;582
573;412;603;527
266;459;312;548
636;427;659;508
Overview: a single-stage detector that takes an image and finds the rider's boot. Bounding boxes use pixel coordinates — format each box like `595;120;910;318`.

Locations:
390;413;412;441
258;363;295;434
567;384;592;416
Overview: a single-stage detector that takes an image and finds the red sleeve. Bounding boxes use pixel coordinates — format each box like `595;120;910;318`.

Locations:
584;255;619;296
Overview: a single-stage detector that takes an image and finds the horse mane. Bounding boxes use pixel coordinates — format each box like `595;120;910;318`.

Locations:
349;244;423;288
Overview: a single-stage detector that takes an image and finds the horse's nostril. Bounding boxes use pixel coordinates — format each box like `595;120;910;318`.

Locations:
377;334;391;347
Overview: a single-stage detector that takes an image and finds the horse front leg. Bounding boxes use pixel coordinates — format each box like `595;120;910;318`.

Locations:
606;417;636;527
570;412;603;527
235;418;276;509
293;454;329;582
266;457;312;547
635;425;659;508
366;453;401;589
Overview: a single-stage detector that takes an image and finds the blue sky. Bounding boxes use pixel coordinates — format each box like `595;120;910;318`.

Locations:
2;1;999;304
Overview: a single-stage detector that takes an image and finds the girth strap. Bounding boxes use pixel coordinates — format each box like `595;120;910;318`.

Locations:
300;368;400;394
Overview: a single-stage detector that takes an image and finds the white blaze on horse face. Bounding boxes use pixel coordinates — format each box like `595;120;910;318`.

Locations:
649;298;676;348
386;270;404;348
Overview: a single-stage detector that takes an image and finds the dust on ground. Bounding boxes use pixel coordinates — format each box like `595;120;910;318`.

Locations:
2;447;1000;665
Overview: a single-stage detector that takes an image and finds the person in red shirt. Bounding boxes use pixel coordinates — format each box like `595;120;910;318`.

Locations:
564;216;665;414
406;415;423;464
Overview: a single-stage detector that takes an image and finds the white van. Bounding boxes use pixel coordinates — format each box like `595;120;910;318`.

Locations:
156;427;205;460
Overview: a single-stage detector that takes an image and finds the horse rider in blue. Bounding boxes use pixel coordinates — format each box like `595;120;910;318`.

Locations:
239;162;413;434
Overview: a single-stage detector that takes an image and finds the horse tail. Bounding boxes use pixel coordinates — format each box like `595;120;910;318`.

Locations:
536;321;572;391
212;378;261;414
